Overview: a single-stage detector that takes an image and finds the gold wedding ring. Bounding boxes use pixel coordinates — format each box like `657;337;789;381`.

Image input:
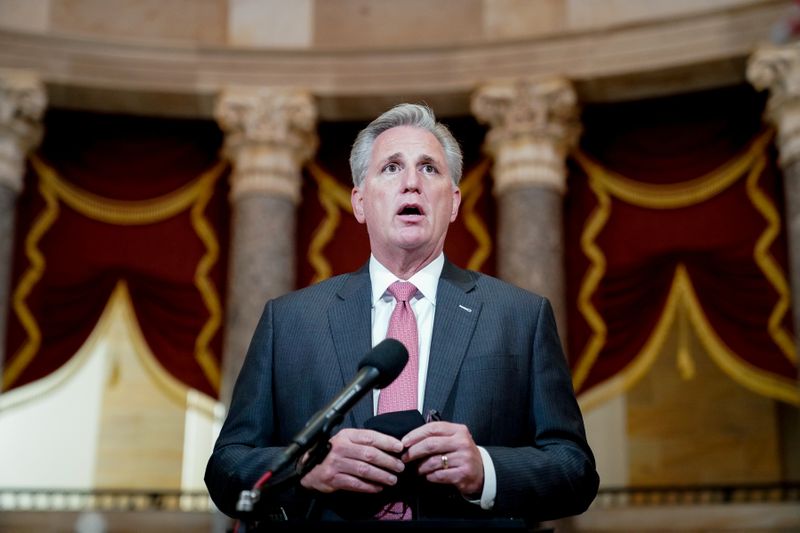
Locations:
441;455;449;470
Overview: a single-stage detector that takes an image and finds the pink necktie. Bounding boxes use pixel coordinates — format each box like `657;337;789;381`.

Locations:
376;281;418;520
378;281;419;414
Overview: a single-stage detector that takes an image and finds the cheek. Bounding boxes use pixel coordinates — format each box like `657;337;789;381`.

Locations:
368;193;391;214
363;198;388;224
438;195;456;222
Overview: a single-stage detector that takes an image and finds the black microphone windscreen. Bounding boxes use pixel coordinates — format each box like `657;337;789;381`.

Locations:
360;338;408;388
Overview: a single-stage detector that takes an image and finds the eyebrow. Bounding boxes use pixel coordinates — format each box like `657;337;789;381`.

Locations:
417;154;440;167
378;152;442;169
380;152;403;165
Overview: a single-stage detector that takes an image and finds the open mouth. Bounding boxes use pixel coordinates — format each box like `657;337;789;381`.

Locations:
398;204;424;216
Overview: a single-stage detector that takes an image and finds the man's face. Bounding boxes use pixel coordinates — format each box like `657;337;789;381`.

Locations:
351;125;461;262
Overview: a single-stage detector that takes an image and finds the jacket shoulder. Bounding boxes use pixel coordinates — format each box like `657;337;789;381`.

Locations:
272;272;354;308
451;265;548;305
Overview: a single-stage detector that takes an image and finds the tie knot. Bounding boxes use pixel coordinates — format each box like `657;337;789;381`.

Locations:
388;281;417;303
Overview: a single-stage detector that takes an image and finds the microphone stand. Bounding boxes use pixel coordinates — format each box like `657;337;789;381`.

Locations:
231;338;408;530
235;411;342;528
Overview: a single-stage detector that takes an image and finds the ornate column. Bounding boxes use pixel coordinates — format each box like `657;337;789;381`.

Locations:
471;78;581;342
747;44;800;363
215;87;317;405
0;69;46;387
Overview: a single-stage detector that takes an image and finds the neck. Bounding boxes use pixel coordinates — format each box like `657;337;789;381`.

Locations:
374;247;442;280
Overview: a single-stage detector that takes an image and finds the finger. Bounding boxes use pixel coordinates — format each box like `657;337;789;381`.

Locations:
354;442;405;473
304;451;402;492
305;468;392;494
402;435;451;462
416;454;440;476
333;454;403;487
330;429;406;474
343;428;405;454
402;421;453;446
421;451;485;497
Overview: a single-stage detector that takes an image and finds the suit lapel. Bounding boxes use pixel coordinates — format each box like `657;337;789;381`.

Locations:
328;264;375;428
424;260;481;414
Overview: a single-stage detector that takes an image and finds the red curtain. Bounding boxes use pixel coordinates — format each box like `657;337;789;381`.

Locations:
4;110;229;398
565;85;798;407
6;87;796;408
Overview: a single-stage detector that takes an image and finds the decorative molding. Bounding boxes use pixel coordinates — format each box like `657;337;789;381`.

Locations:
0;68;46;193
215;87;317;203
748;43;800;168
0;1;786;120
472;77;580;195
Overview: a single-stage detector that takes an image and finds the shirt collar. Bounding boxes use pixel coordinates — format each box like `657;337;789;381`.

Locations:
369;253;444;306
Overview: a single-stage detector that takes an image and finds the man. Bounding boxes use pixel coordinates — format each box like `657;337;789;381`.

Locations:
205;103;599;527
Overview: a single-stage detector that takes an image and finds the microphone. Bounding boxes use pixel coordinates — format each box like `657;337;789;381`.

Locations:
237;338;408;512
284;338;409;457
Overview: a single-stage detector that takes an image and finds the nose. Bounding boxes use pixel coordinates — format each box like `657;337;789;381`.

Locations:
400;166;421;192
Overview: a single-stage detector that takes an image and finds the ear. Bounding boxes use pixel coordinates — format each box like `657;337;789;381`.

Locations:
351;187;366;224
449;186;461;222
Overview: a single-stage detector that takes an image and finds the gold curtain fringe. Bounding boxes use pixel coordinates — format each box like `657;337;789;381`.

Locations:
460;159;493;272
3;180;59;390
306;162;353;285
571;175;611;393
191;180;224;392
4;156;227;394
30;155;226;225
745;153;797;363
572;129;774;209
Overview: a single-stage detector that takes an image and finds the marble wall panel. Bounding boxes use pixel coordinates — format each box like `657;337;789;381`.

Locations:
50;0;228;44
312;0;483;48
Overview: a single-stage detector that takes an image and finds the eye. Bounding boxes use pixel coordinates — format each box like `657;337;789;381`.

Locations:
383;162;401;174
421;164;438;175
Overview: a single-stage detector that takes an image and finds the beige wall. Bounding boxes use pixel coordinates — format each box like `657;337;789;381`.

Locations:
0;0;782;48
627;327;782;486
0;284;222;492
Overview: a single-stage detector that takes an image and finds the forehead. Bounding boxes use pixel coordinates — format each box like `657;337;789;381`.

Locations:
371;126;446;163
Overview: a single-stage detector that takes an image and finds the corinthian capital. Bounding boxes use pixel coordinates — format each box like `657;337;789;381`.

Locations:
471;77;581;195
748;43;800;166
748;43;800;112
215;87;318;203
0;69;46;193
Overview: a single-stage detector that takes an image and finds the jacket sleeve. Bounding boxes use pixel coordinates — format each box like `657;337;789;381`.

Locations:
204;300;306;519
487;296;599;521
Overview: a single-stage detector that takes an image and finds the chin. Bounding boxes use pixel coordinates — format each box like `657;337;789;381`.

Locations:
395;241;427;252
393;230;430;248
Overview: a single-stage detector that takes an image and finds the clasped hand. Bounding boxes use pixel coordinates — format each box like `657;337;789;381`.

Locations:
299;421;484;498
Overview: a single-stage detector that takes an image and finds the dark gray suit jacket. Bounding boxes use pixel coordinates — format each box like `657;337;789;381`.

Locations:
205;259;599;524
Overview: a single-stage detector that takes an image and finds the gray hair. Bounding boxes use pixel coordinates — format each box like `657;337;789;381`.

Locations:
349;103;463;187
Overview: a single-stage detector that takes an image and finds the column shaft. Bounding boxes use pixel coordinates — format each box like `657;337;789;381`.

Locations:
497;187;566;332
785;162;800;334
223;195;296;399
0;186;16;376
0;70;46;388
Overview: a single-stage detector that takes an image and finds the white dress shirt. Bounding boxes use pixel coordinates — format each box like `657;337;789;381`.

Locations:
367;253;497;510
